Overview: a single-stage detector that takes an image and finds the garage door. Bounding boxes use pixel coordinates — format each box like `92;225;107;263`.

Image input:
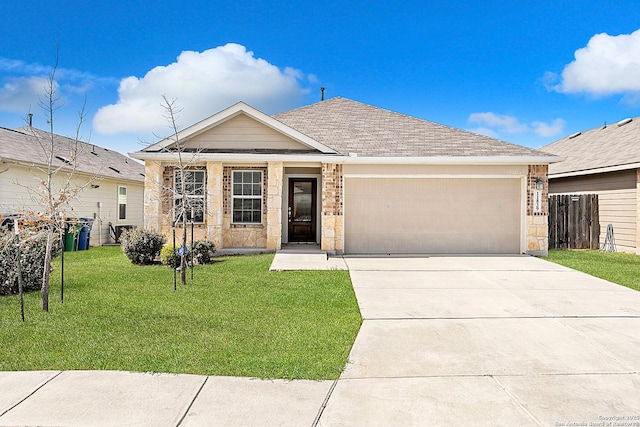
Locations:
344;177;522;254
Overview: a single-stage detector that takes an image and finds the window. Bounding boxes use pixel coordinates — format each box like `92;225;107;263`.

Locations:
118;186;127;220
174;170;205;223
232;170;263;224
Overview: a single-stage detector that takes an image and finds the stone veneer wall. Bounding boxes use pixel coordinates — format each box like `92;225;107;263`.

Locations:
144;161;163;232
527;164;549;255
206;162;223;248
321;163;343;253
266;162;283;250
221;166;268;248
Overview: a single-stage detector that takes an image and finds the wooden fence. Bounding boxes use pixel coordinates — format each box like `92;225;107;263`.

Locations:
548;194;600;250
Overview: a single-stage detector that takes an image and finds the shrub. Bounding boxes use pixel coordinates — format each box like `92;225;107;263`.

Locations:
0;228;59;296
120;228;165;265
192;239;216;265
160;244;181;269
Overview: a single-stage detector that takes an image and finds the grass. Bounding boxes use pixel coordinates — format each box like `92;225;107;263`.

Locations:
547;249;640;292
0;246;362;380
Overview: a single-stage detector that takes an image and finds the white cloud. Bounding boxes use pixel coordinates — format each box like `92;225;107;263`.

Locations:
93;43;312;135
468;112;528;134
0;76;52;113
468;112;565;140
551;29;640;95
532;118;565;137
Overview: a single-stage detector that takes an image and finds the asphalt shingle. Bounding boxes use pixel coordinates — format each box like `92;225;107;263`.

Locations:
542;117;640;175
0;127;144;182
274;97;553;158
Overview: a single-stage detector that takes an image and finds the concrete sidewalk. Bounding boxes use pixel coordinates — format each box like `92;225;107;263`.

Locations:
0;371;333;426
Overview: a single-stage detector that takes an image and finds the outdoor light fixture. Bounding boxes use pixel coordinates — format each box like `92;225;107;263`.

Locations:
535;178;544;191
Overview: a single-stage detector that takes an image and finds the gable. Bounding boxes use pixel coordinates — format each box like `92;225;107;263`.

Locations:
181;113;315;152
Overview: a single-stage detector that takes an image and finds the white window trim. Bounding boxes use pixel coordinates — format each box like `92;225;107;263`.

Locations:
173;169;206;224
231;170;263;225
117;186;127;221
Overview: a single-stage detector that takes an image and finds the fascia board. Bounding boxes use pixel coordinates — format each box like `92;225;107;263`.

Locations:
130;152;564;166
549;162;640;179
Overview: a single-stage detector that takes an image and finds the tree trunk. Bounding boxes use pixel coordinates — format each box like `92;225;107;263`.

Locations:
180;220;187;285
41;230;53;312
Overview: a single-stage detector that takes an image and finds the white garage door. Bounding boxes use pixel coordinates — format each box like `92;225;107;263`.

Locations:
344;177;522;254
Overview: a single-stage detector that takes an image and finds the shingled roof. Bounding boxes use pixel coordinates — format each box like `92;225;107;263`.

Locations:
0;127;144;182
542;117;640;176
274;97;554;158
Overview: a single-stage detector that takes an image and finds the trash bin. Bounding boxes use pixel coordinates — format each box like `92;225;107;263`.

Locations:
64;221;83;251
77;218;94;250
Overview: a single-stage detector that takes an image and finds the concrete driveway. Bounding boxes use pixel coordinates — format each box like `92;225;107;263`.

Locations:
319;255;640;426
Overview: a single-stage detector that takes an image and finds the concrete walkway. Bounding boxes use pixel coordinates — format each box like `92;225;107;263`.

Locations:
2;254;640;426
270;244;348;270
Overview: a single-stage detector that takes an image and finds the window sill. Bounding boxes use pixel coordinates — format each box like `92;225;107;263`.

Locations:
231;223;264;228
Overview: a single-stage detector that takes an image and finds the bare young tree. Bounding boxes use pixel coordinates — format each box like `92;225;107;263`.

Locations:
17;48;92;311
159;95;204;286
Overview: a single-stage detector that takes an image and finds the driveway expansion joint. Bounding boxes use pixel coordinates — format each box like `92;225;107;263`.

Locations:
176;376;208;427
0;370;62;419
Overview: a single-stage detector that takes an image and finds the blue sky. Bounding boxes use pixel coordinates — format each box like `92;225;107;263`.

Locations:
1;0;639;155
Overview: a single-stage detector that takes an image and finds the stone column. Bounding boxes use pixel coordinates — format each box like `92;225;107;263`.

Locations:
144;161;163;232
206;162;224;249
321;163;343;253
266;162;283;250
526;165;549;256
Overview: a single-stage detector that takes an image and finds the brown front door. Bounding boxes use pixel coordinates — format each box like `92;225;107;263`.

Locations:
288;178;317;242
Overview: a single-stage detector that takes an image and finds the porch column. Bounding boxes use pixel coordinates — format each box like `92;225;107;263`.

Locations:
526;164;549;256
144;161;163;232
266;162;283;250
321;163;344;253
206;162;224;249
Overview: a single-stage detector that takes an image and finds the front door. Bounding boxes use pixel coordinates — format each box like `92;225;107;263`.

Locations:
288;178;317;242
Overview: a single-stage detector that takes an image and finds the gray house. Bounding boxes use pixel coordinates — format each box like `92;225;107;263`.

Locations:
543;117;640;254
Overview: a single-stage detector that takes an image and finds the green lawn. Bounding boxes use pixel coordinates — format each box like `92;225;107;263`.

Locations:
547;249;640;292
0;247;362;380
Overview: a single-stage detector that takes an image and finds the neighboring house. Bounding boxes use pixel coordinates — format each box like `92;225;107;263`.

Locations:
0;126;144;245
131;97;560;255
543;117;640;254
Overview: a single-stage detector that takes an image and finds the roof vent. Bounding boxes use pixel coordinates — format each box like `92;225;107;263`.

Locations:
348;152;358;157
55;155;72;164
108;166;121;174
568;131;581;139
617;118;632;127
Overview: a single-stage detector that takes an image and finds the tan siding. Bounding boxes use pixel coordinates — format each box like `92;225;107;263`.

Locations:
0;163;143;246
549;169;637;252
184;114;310;151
